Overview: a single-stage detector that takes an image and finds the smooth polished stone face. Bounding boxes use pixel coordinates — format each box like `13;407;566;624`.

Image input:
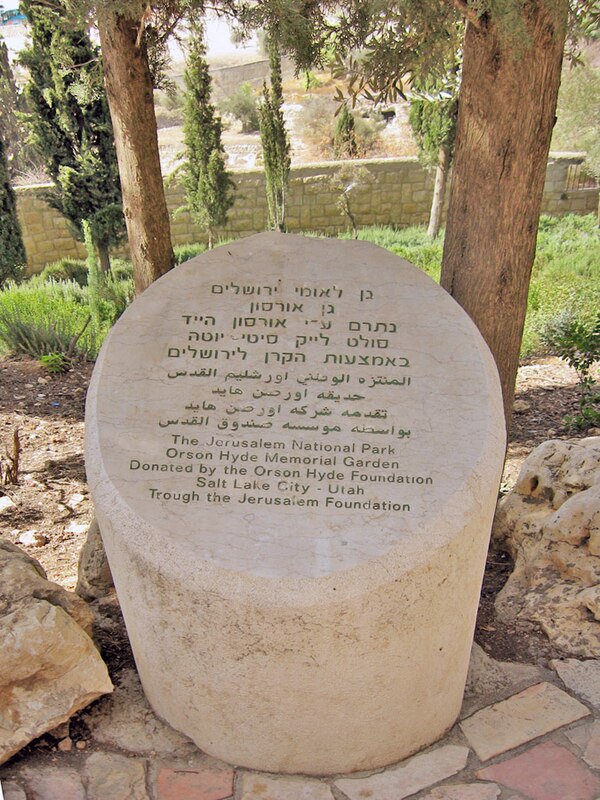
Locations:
89;233;503;579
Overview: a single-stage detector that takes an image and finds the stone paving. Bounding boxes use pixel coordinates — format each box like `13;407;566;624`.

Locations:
2;648;600;799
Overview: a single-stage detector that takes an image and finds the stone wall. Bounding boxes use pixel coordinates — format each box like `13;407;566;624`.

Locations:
209;57;295;98
16;153;599;273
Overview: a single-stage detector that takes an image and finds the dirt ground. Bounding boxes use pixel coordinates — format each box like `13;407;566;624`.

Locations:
0;354;595;666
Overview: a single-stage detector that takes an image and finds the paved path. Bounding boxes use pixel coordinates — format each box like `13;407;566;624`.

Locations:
2;650;600;799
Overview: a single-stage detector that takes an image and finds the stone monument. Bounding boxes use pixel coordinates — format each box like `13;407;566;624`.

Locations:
85;232;505;774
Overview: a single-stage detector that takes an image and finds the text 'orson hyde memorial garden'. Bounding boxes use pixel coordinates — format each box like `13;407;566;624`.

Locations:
86;232;506;774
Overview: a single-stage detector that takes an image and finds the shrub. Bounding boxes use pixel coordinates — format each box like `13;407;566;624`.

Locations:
523;214;600;355
220;83;260;133
174;242;207;264
355;216;599;360
354;226;443;281
333;104;358;159
0;134;26;287
540;310;600;430
303;71;321;90
39;258;88;285
109;258;133;282
353;111;385;156
40;352;71;373
0;280;95;357
99;273;134;323
298;98;384;160
0;274;132;359
297;96;338;159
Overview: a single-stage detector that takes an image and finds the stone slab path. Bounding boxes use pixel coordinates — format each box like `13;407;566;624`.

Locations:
2;647;600;800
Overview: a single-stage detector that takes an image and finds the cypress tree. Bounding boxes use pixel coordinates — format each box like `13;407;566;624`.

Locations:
409;73;459;239
180;21;234;250
0;41;27;178
258;30;290;231
0;133;26;286
333;103;358;159
19;0;124;271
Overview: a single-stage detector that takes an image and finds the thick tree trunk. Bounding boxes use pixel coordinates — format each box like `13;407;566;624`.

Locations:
97;11;174;295
427;144;449;239
441;2;567;429
97;243;111;274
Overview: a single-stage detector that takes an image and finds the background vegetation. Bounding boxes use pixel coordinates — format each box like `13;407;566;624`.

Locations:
0;216;596;363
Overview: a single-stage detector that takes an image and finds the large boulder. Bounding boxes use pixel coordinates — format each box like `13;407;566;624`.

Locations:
0;540;113;765
492;437;600;657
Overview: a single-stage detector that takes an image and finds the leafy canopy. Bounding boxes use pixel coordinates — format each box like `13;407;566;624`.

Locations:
19;0;124;254
179;20;234;246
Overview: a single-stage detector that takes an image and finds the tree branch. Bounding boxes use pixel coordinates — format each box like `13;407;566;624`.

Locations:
446;0;482;28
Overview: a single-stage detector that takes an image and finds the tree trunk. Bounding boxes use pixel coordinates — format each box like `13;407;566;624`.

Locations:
441;1;567;430
97;11;174;295
97;243;111;274
427;144;449;239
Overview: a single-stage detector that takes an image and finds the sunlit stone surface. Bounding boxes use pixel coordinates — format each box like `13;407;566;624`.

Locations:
86;232;505;773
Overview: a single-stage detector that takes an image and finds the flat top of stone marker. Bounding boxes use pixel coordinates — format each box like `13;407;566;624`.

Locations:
86;233;505;579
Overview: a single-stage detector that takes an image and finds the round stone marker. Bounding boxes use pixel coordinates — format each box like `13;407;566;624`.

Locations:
86;232;505;774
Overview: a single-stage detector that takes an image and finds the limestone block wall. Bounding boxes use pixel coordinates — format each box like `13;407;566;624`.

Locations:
209;57;295;99
542;154;599;216
16;185;87;270
16;153;598;273
165;157;436;248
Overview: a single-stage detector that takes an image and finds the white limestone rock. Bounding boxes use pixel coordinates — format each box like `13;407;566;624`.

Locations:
462;643;547;717
0;539;94;635
76;517;114;601
0;495;16;514
84;669;195;756
17;529;48;547
492;437;600;657
0;540;112;765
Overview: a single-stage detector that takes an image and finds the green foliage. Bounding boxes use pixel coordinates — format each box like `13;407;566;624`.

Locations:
0;266;133;359
352;225;443;281
38;253;134;308
0;40;29;177
542;311;599;378
83;218;102;333
551;62;600;180
0;135;26;288
353;214;600;360
540;310;600;430
524;213;600;355
409;78;459;169
19;0;125;262
39;258;88;285
0;279;96;357
109;258;134;282
303;70;321;90
304;1;573;106
259;30;291;231
179;22;234;249
333;103;358;159
352;111;384;155
298;97;382;159
39;352;71;373
220;82;260;133
174;242;208;264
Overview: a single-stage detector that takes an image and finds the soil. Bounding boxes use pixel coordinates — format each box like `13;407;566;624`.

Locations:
0;353;595;671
